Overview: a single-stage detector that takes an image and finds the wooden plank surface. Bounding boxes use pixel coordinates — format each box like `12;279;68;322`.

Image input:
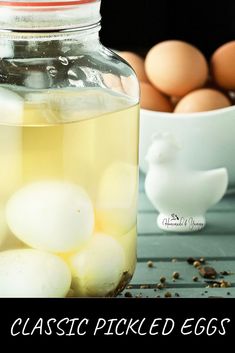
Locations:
120;172;235;298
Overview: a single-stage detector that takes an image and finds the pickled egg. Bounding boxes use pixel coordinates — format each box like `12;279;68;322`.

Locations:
68;233;125;297
118;51;148;82
211;41;235;90
96;162;138;236
174;88;231;113
0;249;71;297
140;82;172;112
6;181;94;253
145;40;208;96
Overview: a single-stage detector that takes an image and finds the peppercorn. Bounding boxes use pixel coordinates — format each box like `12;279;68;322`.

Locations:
172;271;180;279
193;261;201;268
160;276;166;284
147;260;154;268
157;283;164;290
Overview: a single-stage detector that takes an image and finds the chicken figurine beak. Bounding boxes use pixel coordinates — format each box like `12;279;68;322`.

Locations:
144;132;228;232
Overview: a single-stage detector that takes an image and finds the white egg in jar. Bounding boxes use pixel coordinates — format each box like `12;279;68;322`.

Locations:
6;181;94;253
68;233;125;297
96;162;138;236
0;249;71;297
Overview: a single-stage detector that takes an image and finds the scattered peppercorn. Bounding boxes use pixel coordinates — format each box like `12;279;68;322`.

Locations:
157;283;164;290
175;293;180;297
220;271;230;276
220;280;231;288
227;292;231;296
160;276;166;284
147;260;154;268
172;271;180;279
164;292;172;298
187;257;206;265
193;276;198;282
213;283;219;288
193;261;201;268
187;257;196;265
124;292;133;298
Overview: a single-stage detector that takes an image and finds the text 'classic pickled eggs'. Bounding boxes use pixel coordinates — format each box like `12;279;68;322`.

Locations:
6;181;94;253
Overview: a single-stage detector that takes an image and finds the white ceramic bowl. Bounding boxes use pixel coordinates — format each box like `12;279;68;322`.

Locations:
140;106;235;189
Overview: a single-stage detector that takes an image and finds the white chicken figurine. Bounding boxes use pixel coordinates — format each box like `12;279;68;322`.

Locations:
145;132;228;232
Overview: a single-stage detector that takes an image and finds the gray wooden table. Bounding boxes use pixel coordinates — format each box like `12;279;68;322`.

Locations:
120;172;235;298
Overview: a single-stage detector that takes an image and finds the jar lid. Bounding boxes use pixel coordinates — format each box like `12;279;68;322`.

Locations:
0;0;96;7
0;0;101;31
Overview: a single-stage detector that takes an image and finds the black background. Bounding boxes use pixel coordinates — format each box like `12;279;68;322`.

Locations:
100;0;235;58
0;299;234;345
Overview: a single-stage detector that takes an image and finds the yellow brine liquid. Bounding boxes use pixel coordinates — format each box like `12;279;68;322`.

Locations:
0;88;139;297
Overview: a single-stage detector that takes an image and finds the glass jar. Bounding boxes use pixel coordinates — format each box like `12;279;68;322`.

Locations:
0;0;139;297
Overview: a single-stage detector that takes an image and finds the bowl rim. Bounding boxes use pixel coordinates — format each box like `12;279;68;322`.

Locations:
141;104;235;119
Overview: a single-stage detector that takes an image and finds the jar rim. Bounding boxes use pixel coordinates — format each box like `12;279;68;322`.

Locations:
0;0;101;31
0;0;97;7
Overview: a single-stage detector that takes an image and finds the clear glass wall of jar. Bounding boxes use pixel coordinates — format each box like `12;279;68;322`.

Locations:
0;0;139;297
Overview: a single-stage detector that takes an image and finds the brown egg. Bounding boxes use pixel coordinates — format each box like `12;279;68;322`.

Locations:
145;40;208;97
170;96;181;107
211;41;235;89
118;51;148;82
103;73;123;93
174;88;231;113
140;82;173;112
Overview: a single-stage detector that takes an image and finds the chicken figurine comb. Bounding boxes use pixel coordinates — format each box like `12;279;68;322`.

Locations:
145;132;228;232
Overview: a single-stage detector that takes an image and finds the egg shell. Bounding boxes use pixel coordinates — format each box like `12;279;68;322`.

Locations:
211;41;235;90
174;88;231;113
0;249;71;297
96;162;138;236
6;181;94;253
118;51;148;82
145;40;208;96
68;233;125;297
140;82;172;112
0;87;24;124
170;96;181;107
